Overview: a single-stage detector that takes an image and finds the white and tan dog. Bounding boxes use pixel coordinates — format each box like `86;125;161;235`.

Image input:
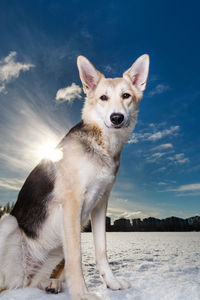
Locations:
0;54;149;300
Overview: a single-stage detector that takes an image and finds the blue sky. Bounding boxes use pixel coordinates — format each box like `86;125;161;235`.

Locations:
0;0;200;220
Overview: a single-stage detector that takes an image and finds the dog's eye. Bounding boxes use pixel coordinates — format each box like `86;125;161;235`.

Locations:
100;95;108;101
122;93;131;99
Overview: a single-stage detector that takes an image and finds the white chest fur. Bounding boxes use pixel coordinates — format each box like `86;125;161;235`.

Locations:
79;160;116;225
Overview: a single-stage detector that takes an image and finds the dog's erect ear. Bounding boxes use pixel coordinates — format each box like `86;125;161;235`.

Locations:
123;54;149;95
77;56;104;94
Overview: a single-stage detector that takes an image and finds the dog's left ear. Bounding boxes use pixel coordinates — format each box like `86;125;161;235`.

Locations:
123;54;150;98
77;56;104;94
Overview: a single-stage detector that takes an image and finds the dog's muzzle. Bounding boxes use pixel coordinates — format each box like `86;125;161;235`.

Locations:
110;113;124;128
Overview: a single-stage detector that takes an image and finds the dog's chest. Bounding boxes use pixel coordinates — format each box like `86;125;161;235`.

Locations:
80;162;116;224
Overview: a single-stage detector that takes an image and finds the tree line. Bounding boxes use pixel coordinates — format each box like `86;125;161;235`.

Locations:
1;203;199;232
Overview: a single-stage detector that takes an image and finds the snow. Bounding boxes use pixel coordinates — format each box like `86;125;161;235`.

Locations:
1;232;200;300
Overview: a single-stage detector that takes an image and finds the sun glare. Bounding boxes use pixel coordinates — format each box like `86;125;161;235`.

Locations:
38;141;63;162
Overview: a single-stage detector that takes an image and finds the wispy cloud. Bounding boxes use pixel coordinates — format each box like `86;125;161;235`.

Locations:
0;177;23;191
149;83;170;97
147;150;173;163
165;182;200;197
0;51;35;93
170;183;200;192
56;82;82;103
148;126;179;141
108;197;162;220
167;153;189;164
151;152;167;159
146;151;189;166
152;143;173;151
128;123;189;168
177;192;200;197
107;205;143;220
128;125;180;144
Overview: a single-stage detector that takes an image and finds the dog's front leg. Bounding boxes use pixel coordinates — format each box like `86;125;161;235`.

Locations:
62;198;87;299
62;199;101;300
91;193;131;291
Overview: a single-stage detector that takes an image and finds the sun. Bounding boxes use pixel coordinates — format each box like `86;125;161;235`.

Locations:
38;141;63;162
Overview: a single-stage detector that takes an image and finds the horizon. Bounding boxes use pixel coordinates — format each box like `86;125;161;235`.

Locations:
0;0;200;220
0;201;199;223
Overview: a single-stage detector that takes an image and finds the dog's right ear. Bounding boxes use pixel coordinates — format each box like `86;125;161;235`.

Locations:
77;56;104;94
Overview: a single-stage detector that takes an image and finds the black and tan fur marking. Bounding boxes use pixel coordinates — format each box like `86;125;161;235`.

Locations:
11;159;56;238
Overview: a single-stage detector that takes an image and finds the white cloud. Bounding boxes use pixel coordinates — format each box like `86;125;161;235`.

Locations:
177;192;200;197
148;132;163;140
152;143;173;151
108;197;163;221
128;125;180;144
165;183;200;197
0;51;35;93
147;151;188;165
152;152;167;158
128;124;188;167
0;177;23;191
171;183;200;192
107;205;146;221
149;83;170;96
128;132;151;144
127;135;139;144
56;83;82;103
167;153;189;164
148;126;179;141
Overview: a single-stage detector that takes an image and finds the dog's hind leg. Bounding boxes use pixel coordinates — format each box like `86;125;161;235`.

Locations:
0;214;24;290
50;258;65;281
30;247;64;294
42;259;65;294
38;259;65;294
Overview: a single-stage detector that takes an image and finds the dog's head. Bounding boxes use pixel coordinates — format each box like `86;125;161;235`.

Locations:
77;55;149;130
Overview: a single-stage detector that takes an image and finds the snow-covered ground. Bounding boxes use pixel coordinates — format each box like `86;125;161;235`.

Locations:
1;232;200;300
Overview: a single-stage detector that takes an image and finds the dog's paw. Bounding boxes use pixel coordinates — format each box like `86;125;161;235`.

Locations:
116;278;132;289
38;278;62;294
105;275;132;290
80;293;102;300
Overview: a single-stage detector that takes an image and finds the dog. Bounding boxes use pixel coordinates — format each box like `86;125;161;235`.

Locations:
0;54;149;300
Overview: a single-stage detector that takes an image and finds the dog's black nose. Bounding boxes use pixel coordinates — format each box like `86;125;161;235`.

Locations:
110;113;124;126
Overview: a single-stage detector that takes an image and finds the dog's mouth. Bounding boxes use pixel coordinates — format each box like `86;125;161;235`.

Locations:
112;124;124;129
104;121;130;129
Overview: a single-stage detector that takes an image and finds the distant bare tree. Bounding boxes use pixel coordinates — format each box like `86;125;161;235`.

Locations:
0;202;15;217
